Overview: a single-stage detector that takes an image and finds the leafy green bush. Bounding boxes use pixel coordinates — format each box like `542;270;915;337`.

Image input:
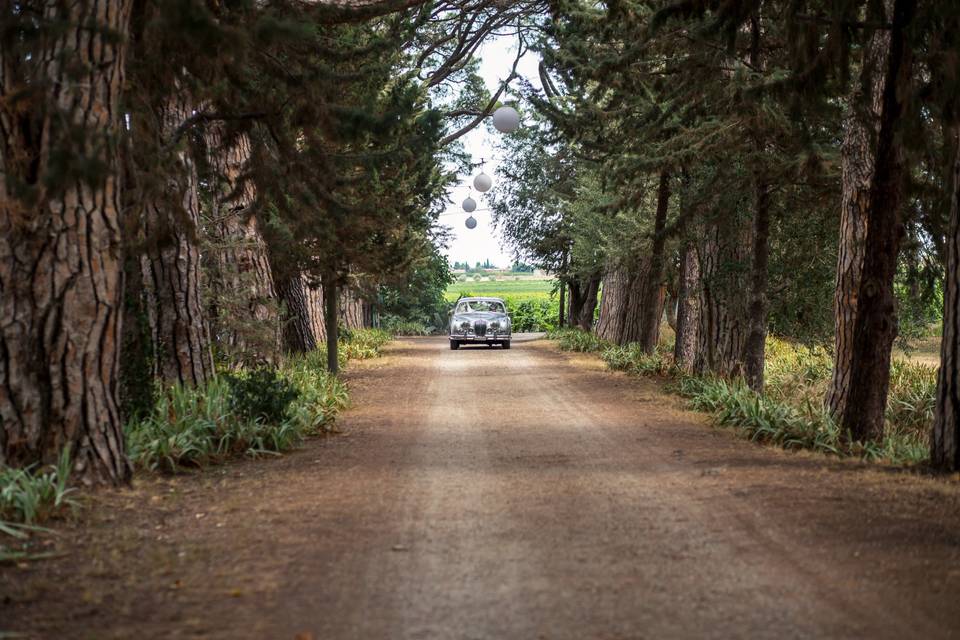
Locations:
126;329;385;472
223;367;299;426
507;298;558;332
1;447;77;532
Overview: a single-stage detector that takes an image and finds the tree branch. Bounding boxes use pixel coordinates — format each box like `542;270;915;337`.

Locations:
438;44;524;146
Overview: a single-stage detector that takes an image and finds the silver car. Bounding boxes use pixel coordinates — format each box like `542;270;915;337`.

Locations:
449;296;512;350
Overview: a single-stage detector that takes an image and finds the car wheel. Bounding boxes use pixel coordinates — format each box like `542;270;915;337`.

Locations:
450;340;459;350
502;340;511;349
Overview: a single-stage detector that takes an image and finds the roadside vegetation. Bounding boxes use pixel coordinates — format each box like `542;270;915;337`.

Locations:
446;279;562;332
1;329;391;559
549;329;935;467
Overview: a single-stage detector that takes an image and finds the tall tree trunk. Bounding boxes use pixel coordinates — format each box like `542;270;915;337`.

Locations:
674;239;701;372
138;93;213;387
596;261;653;345
694;219;751;378
596;266;629;343
339;287;367;330
277;273;319;354
567;279;584;328
933;127;960;471
307;281;327;341
203;127;280;366
578;274;601;331
0;2;133;484
743;182;772;391
826;0;897;418
324;278;340;374
558;280;566;328
639;169;671;353
838;0;914;442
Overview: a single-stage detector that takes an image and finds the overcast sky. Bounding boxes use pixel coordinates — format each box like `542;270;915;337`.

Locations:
438;36;541;269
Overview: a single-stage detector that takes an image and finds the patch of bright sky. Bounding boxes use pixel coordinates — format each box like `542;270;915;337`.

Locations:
439;36;541;269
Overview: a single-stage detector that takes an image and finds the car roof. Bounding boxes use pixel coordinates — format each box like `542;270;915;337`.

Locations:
457;297;505;302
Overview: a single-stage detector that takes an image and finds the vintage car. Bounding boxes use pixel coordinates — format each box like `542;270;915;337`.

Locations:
449;296;511;350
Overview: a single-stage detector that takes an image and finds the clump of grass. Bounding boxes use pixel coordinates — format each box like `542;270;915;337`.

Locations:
126;361;348;472
553;330;934;466
283;355;350;433
126;329;387;472
547;328;610;352
340;327;392;360
602;343;674;376
1;446;77;537
677;376;844;455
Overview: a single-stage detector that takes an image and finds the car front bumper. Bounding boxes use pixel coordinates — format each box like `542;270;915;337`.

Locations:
450;334;511;343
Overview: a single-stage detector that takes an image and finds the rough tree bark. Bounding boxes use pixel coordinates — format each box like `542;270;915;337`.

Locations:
578;274;601;331
932;127;960;471
324;277;340;374
826;4;896;419
639;170;671;353
567;279;583;328
203;127;280;366
694;219;751;378
137;93;213;387
674;240;701;372
596;261;655;346
0;2;133;484
838;0;914;442
277;273;320;354
339;287;367;330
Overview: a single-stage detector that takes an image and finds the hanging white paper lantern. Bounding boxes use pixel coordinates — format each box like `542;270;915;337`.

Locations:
492;105;520;133
473;172;492;192
462;196;477;212
465;215;477;230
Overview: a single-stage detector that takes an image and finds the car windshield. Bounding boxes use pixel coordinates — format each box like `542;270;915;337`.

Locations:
457;300;505;314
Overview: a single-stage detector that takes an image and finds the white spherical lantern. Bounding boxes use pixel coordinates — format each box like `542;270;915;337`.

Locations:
473;172;492;192
462;196;477;212
492;105;520;133
465;215;477;230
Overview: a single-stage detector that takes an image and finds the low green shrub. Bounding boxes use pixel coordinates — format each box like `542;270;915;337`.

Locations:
126;356;351;472
223;367;299;426
1;446;77;531
602;343;674;376
676;376;844;456
341;328;392;360
547;328;609;352
507;298;558;332
553;330;933;466
126;328;386;472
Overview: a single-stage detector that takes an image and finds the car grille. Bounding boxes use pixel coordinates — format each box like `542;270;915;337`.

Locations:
474;320;487;337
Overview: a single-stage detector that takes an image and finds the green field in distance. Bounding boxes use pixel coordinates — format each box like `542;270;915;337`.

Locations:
444;277;557;302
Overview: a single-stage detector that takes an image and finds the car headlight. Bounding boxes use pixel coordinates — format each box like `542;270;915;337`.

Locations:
460;320;471;332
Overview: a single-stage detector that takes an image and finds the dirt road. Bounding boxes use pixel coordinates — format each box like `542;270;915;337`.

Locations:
4;336;960;639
